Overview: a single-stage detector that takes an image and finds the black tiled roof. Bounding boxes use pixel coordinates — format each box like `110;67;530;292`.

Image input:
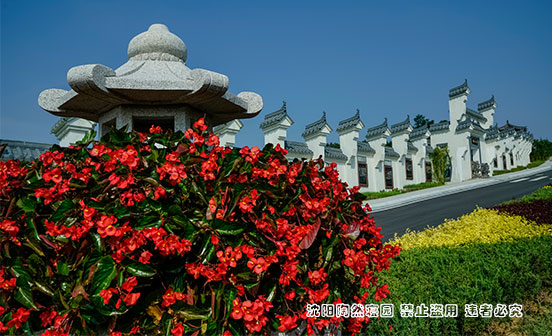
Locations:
499;120;527;133
456;117;486;133
325;146;348;161
466;108;487;123
477;95;496;111
485;125;499;141
407;142;418;152
409;125;430;140
336;109;362;133
384;146;400;158
1;139;52;161
302;112;331;138
449;79;470;98
284;140;313;155
259;101;293;129
426;145;434;154
390;115;412;134
365;118;389;139
357;141;375;154
429;120;450;132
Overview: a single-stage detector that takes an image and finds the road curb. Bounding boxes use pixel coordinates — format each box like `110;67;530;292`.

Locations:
367;162;552;213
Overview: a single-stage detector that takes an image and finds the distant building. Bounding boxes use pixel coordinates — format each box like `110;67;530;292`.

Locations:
217;80;533;192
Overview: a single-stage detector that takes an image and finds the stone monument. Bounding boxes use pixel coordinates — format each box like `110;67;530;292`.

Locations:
39;24;263;137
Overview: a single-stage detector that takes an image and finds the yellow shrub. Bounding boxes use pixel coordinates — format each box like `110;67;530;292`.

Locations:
391;208;552;250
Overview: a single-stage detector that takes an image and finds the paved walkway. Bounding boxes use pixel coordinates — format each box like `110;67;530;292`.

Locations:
367;159;552;213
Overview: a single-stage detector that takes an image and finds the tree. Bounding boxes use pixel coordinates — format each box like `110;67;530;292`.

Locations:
530;139;552;161
428;145;449;184
413;114;435;128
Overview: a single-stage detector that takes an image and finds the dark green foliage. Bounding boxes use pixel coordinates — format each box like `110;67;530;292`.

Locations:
530;139;552;161
364;236;552;335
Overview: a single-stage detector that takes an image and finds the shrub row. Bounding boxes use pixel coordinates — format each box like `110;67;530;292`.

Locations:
390;208;552;249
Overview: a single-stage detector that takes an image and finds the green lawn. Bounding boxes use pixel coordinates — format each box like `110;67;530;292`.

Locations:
492;160;546;176
363;182;443;200
365;185;552;335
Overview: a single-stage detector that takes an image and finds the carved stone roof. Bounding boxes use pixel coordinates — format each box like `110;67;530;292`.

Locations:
429;120;450;132
365;118;390;139
0;139;52;161
449;79;470;98
478;95;497;111
260;101;292;130
336;109;363;133
357;141;375;154
38;24;262;126
302;112;331;138
390;115;412;134
409;125;430;140
384;146;400;158
325;146;348;161
284;140;313;155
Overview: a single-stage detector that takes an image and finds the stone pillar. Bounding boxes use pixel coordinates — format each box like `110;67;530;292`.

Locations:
302;112;332;160
51;117;96;147
448;79;470;131
337;109;364;186
259;101;293;148
478;95;496;129
213;119;243;147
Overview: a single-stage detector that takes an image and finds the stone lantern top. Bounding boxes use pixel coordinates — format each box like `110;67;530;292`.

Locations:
38;24;263;134
128;24;187;62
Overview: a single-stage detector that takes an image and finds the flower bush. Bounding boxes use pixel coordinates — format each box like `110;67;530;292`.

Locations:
0;119;400;335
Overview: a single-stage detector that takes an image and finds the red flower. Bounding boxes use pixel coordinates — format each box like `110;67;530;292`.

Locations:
99;288;117;305
123;292;141;306
308;267;327;286
7;308;31;329
171;323;185;336
193;118;208;132
375;284;390;302
285;290;296;300
121;276;138;292
149;125;163;134
43;168;63;184
277;314;298;331
39;310;57;327
247;257;269;274
138;251;152;264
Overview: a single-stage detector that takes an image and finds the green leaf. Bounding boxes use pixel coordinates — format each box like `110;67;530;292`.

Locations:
91;256;117;294
136;215;163;229
124;259;157;278
17;197;37;213
14;287;38;309
111;204;130;218
212;219;245;236
57;261;71;276
51;199;75;222
34;280;55;297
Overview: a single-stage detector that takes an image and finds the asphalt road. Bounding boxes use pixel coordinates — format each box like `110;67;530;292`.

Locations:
372;169;552;242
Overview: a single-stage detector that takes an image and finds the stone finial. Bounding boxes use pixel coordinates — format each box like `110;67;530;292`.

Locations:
128;24;187;62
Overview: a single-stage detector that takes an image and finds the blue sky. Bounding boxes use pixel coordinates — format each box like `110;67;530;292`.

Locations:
1;0;551;147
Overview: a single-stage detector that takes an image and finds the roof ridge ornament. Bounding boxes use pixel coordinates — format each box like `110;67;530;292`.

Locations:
449;79;470;99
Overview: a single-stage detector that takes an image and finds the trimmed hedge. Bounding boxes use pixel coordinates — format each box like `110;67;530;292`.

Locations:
364;235;552;335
